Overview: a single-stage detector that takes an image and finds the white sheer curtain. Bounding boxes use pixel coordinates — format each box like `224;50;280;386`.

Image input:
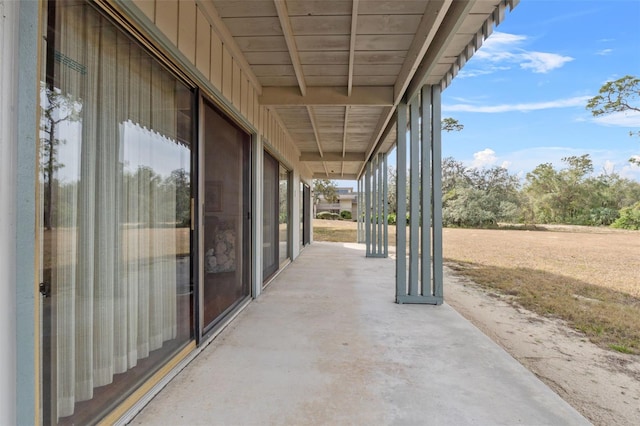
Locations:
51;3;182;419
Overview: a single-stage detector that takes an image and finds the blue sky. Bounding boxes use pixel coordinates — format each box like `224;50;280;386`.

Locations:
441;0;640;181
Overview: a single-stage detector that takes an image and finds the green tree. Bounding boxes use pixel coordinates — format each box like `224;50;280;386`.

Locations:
611;201;640;230
522;154;640;225
586;75;640;164
165;169;191;227
40;84;81;229
524;155;595;224
313;179;338;204
442;159;521;227
442;117;464;132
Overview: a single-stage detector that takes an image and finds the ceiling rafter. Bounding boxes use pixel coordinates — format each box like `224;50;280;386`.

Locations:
347;0;359;96
306;106;324;158
323;162;330;178
341;106;350;176
274;0;307;96
407;0;478;99
356;0;454;179
300;152;363;162
357;0;478;179
259;86;393;106
392;0;453;103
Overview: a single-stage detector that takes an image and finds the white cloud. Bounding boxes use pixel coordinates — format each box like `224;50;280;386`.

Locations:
443;96;591;113
464;31;574;77
621;161;640;181
596;48;613;56
484;147;640;182
472;148;498;167
603;160;616;174
592;110;640;127
518;51;574;73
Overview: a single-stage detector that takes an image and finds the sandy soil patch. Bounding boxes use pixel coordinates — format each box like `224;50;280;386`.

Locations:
446;271;640;426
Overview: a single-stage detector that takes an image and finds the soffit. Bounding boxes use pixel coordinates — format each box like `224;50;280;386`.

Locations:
208;0;518;180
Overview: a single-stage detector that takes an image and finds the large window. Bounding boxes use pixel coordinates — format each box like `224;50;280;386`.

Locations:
40;2;194;424
279;165;290;265
263;154;290;282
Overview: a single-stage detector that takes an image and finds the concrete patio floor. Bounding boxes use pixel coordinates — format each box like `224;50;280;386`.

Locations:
132;242;590;426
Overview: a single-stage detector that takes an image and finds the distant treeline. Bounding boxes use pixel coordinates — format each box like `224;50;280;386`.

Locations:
388;154;640;230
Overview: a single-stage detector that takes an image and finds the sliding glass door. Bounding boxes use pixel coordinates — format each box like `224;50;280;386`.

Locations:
263;153;290;282
303;184;311;246
278;165;290;265
201;101;251;330
263;152;279;280
40;2;194;424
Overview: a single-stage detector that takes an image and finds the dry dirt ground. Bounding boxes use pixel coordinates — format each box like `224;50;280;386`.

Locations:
441;226;640;426
314;220;640;425
446;272;640;426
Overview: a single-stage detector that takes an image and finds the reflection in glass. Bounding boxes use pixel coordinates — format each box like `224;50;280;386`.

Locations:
263;152;279;280
279;165;290;265
41;2;193;424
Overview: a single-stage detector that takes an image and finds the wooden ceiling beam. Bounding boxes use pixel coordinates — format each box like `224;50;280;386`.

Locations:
306;106;324;158
274;0;307;96
342;106;349;158
259;86;393;106
406;0;477;99
300;151;364;162
356;1;455;179
347;0;359;96
393;0;452;104
312;173;359;180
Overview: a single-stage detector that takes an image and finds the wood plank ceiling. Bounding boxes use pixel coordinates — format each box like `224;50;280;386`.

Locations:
210;0;518;180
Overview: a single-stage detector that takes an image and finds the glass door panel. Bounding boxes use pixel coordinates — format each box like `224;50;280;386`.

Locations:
40;2;194;424
278;165;290;265
202;101;251;329
262;152;279;281
303;184;311;246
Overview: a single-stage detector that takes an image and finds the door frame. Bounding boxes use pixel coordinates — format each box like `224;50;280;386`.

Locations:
197;94;254;339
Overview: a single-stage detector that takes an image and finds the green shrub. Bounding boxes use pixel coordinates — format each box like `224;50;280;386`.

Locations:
387;213;396;225
340;210;352;220
611;202;640;230
316;211;340;220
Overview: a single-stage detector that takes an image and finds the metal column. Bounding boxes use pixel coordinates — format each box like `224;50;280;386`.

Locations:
357;178;364;243
396;85;443;304
364;161;371;256
366;153;388;258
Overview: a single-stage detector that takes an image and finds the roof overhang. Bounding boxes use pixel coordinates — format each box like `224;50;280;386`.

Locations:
207;0;519;180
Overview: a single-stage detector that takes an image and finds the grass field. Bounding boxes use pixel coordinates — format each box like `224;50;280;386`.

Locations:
313;219;640;354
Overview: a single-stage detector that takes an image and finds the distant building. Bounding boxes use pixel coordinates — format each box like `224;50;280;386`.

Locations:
316;187;358;217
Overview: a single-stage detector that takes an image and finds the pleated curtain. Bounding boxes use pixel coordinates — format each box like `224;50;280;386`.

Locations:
51;3;181;419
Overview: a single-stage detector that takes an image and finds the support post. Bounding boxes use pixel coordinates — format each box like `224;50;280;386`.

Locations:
432;85;444;300
365;161;371;256
357;178;363;243
421;86;432;296
395;101;408;300
382;153;389;258
371;155;377;255
396;86;442;305
408;95;420;296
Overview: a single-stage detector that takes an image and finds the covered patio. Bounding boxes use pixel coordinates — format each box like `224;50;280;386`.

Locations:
131;242;588;425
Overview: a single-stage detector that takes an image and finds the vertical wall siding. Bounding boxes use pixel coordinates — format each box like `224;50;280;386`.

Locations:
129;0;310;177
